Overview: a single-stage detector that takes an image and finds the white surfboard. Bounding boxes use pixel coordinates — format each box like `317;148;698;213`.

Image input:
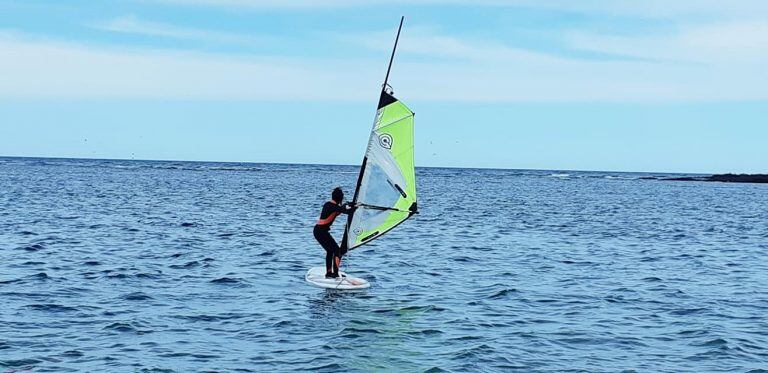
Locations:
305;267;370;290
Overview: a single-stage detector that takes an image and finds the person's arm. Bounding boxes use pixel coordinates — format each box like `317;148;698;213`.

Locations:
330;202;355;214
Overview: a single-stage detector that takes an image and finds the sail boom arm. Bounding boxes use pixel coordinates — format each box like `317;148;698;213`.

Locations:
356;203;417;214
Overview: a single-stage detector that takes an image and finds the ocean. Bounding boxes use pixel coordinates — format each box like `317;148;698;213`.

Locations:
1;157;767;372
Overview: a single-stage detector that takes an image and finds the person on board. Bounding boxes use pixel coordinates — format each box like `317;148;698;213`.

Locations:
314;187;355;279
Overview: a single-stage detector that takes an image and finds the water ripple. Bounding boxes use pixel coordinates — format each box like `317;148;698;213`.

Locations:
1;158;767;371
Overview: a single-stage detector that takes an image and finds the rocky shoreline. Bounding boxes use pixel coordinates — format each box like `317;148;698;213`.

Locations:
661;174;768;184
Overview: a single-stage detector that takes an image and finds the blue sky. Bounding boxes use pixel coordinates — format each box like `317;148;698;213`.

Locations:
1;1;766;173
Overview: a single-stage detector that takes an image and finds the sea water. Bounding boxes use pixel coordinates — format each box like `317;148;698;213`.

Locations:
1;157;766;372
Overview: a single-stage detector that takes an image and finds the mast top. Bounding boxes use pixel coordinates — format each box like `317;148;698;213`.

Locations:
382;16;404;92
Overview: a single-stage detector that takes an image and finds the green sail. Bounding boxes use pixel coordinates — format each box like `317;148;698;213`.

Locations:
345;90;417;250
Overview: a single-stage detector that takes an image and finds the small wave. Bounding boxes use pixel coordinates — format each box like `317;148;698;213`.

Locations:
210;277;243;285
561;260;595;265
272;320;294;327
103;322;150;334
0;358;41;368
488;288;518;299
17;243;45;252
207;166;266;172
677;330;707;337
157;352;220;359
180;222;197;227
137;369;179;373
549;173;570;178
60;350;85;358
670;307;708;316
407;329;443;336
697;338;728;347
25;303;78;312
640;256;660;262
452;256;478;263
136;272;162;279
448;335;483;342
423;368;449;373
122;292;153;301
28;272;50;280
83;261;101;266
450;344;495;360
339;326;383;336
398;305;445;313
306;363;343;371
173;313;245;322
170;261;199;269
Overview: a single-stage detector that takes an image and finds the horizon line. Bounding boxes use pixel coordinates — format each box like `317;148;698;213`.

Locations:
0;154;729;176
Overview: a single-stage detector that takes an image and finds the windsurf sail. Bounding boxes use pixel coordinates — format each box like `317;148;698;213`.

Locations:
343;16;418;251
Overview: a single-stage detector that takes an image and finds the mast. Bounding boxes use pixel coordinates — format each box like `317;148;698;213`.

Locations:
342;16;405;250
382;16;404;93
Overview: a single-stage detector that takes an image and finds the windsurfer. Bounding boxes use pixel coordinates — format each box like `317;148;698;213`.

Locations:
313;187;355;278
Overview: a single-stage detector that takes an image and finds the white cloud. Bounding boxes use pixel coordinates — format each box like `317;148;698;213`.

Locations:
344;27;768;102
0;32;377;100
92;15;267;46
1;28;766;102
566;21;768;64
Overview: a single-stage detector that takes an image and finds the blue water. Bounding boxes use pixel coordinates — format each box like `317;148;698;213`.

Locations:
1;157;767;372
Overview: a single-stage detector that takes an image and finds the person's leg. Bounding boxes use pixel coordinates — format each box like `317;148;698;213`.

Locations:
314;229;334;275
328;240;341;276
333;255;340;276
325;247;333;274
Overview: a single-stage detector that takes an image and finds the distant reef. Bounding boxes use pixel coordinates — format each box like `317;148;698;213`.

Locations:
662;174;768;184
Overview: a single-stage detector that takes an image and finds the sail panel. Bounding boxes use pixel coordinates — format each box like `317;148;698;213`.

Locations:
346;93;416;250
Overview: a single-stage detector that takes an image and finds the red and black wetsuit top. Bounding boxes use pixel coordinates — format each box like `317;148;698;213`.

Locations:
315;200;351;231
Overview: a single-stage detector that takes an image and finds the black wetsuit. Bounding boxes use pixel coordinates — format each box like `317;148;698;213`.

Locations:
313;201;352;274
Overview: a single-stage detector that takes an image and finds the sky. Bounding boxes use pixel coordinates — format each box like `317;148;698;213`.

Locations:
1;1;766;173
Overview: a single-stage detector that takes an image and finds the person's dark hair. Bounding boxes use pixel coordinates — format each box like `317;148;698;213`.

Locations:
332;187;344;203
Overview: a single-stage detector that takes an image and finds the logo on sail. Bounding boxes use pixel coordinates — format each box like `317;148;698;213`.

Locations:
378;133;393;149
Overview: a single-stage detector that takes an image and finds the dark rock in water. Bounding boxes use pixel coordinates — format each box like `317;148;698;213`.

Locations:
663;176;709;182
707;174;768;183
661;174;768;184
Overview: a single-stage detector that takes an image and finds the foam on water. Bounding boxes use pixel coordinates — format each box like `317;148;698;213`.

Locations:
1;157;767;371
